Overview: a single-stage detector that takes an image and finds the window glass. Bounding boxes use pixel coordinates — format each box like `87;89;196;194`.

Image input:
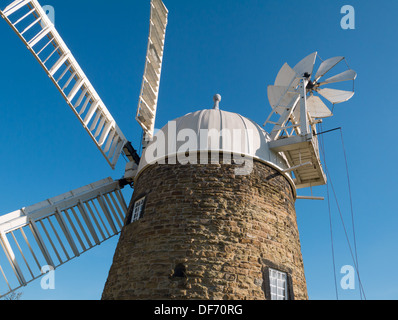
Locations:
269;268;288;300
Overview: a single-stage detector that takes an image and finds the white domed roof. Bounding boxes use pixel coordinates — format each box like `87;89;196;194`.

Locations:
136;109;291;181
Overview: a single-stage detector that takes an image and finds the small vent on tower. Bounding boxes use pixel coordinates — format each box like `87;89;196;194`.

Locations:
172;264;187;278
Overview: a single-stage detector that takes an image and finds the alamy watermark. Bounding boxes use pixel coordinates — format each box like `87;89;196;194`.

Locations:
341;5;355;30
340;265;355;290
143;122;255;176
42;5;55;25
40;265;55;290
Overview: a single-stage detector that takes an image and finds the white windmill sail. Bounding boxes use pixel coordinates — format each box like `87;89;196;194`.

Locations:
0;178;128;298
274;63;298;87
0;0;130;169
318;69;357;86
307;95;333;119
293;52;317;77
314;56;344;81
136;0;168;140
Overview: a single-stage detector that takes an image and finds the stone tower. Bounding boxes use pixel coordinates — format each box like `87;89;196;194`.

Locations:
101;107;308;300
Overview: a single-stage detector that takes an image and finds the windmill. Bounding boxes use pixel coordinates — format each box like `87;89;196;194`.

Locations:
0;0;168;298
100;52;356;299
0;1;357;300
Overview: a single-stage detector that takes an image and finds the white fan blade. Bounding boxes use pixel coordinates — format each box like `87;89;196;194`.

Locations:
314;56;344;81
307;95;333;118
268;85;287;107
293;52;317;77
274;63;298;87
0;177;128;298
136;0;168;140
268;85;299;110
317;88;354;104
319;69;357;86
0;0;128;169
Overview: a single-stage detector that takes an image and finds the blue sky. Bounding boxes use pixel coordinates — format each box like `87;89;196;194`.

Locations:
0;0;397;300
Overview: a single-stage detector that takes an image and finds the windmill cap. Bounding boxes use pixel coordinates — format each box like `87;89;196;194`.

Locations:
135;109;294;192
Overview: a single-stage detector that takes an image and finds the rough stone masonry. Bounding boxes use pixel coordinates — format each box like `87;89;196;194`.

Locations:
102;157;308;300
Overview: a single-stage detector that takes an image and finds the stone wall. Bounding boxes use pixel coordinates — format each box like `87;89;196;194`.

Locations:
102;158;308;300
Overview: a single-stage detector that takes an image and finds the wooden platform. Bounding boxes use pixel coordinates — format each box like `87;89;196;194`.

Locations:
269;134;327;189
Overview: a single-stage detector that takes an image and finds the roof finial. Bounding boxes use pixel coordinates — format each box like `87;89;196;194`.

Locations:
213;94;222;110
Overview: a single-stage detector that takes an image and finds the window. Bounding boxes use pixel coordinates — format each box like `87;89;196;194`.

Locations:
131;197;145;223
261;260;294;300
269;268;289;300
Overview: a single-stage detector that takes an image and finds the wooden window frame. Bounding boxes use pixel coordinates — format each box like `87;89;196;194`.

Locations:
130;196;146;223
262;260;295;300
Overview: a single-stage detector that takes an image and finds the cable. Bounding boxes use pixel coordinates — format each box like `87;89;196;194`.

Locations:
320;124;366;300
339;128;362;300
327;180;339;300
325;166;366;299
319;123;339;300
323;124;366;300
